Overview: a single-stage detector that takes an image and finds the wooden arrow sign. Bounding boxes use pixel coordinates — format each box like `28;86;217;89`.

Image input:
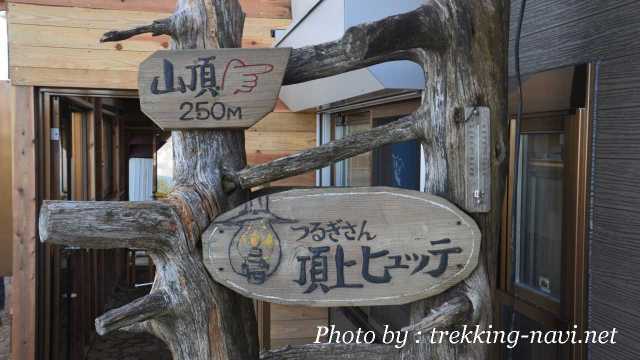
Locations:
203;187;481;306
138;48;291;129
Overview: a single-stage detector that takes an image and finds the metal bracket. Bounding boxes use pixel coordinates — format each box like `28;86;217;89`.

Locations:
463;106;491;213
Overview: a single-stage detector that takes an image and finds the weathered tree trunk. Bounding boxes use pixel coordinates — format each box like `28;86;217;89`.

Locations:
40;0;508;359
47;0;260;359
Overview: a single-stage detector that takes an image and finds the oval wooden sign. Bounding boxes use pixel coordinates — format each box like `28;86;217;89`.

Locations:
138;48;291;129
203;187;481;306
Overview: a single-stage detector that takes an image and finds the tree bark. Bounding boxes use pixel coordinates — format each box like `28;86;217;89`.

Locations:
228;115;419;190
403;1;508;359
40;1;507;359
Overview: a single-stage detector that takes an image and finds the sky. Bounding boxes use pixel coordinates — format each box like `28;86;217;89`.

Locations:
0;12;7;80
157;137;174;179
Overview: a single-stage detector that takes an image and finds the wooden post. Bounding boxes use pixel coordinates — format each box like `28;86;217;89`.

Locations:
40;1;507;359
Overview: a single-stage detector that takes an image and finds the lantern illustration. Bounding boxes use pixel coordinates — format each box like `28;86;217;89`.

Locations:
216;196;296;285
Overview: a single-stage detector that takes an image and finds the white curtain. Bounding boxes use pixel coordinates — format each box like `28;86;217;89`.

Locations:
129;158;154;201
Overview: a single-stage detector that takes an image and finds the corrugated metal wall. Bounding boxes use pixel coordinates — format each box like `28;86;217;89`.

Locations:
509;1;640;358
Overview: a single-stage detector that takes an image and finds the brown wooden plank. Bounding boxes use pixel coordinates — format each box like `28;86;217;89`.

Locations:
270;337;319;349
8;3;288;39
11;45;151;72
271;173;315;187
10;21;279;52
270;304;327;321
203;187;481;307
11;67;139;89
10;23;170;52
8;3;290;88
273;99;291;112
247;112;315;132
245;151;315;186
270;319;326;340
11;85;37;360
8;3;169;30
0;81;12;276
138;48;290;129
245;131;315;152
7;0;291;18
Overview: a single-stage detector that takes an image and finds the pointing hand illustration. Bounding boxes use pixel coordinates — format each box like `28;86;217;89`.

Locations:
221;59;274;95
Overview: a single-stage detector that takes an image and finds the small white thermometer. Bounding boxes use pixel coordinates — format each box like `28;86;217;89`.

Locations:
464;106;491;213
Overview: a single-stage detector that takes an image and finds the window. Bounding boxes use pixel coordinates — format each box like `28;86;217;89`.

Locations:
0;11;7;80
498;64;594;360
325;99;421;336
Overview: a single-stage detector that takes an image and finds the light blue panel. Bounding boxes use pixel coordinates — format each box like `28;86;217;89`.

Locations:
344;0;425;28
369;61;425;90
344;0;426;90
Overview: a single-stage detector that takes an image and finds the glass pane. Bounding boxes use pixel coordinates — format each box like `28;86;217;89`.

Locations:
515;132;564;300
335;112;372;186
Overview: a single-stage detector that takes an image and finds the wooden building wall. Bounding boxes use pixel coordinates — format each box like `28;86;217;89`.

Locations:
0;81;11;276
509;1;640;359
6;0;323;356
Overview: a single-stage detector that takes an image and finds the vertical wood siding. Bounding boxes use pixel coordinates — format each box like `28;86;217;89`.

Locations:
509;1;640;358
6;1;325;354
0;81;12;276
10;85;37;360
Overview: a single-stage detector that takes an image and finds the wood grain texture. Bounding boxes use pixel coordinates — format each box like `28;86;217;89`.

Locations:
281;5;448;85
0;81;12;276
245;111;316;187
11;85;37;360
8;3;290;89
6;0;292;18
270;304;326;321
203;187;481;306
232;115;418;189
261;344;401;360
138;48;290;129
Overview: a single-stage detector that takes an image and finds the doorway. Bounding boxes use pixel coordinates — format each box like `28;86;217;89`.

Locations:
36;89;168;360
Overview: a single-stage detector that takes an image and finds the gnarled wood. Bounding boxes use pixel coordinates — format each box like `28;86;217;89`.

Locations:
96;290;171;336
39;201;178;251
227;115;419;190
100;17;172;43
282;4;448;85
40;0;507;359
401;294;472;334
41;1;259;359
261;344;401;360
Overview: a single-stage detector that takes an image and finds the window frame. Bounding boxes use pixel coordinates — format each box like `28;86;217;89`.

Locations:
498;64;595;360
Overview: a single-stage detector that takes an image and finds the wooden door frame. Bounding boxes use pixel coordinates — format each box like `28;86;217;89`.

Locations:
31;88;137;360
498;64;594;360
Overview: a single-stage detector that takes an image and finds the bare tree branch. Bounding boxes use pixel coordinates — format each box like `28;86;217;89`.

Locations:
402;295;472;334
39;201;180;251
283;4;447;85
100;17;173;43
96;290;171;336
226;114;420;191
260;344;401;360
